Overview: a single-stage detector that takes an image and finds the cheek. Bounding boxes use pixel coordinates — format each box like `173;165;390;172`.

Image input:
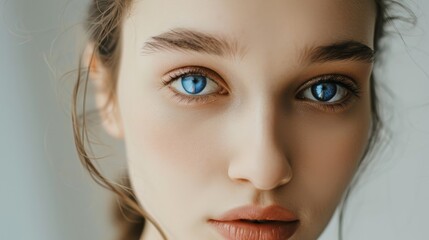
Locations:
124;104;226;181
119;89;230;225
289;101;372;231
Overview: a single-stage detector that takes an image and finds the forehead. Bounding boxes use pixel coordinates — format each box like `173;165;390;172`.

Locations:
126;0;376;57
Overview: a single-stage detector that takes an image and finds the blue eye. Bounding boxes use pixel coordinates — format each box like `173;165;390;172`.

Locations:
301;81;349;103
311;83;337;102
170;74;221;96
181;75;207;94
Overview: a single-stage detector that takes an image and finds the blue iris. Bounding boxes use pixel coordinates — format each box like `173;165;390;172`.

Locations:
311;83;337;102
181;75;207;94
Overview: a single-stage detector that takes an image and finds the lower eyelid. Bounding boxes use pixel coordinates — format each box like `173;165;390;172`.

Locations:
166;86;221;105
298;92;358;113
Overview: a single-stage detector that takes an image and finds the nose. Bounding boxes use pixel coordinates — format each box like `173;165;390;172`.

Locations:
227;98;293;191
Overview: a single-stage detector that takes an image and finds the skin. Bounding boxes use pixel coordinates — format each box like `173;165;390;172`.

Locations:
91;0;376;239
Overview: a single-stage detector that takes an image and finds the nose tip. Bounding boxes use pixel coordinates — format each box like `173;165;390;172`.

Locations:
229;168;293;191
228;150;293;191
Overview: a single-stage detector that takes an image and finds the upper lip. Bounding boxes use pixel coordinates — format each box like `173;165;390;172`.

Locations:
210;204;298;222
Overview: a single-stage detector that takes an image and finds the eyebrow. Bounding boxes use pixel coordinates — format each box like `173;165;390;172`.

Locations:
141;28;243;58
303;40;375;64
141;28;374;63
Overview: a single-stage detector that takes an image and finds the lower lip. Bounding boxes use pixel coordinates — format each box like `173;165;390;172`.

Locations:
209;219;299;240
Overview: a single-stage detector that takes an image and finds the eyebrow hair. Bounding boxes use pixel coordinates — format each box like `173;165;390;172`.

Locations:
304;40;375;64
141;28;374;64
141;28;244;58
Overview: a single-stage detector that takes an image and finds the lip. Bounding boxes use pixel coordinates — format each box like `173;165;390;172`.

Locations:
208;205;299;240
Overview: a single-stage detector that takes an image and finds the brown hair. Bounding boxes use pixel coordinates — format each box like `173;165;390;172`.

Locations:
71;1;415;240
72;0;167;239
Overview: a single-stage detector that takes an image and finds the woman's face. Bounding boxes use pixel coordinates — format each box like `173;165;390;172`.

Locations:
102;0;376;239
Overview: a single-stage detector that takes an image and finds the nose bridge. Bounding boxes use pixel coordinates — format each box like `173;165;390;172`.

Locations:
228;95;293;190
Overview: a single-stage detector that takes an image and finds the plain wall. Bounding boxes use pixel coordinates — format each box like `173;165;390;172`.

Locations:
1;0;428;239
1;0;119;239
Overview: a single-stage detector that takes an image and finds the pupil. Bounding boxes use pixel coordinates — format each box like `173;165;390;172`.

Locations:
182;75;207;94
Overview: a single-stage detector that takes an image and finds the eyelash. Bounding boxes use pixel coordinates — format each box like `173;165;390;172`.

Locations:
296;74;361;112
161;67;361;111
161;67;227;105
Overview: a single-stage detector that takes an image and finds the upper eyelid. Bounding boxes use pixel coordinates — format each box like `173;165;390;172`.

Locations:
296;75;359;93
163;66;225;85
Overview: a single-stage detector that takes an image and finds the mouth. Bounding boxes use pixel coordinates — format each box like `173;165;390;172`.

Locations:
208;219;299;240
208;204;299;240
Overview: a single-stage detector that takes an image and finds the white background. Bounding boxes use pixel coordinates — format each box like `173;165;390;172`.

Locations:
1;0;428;239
